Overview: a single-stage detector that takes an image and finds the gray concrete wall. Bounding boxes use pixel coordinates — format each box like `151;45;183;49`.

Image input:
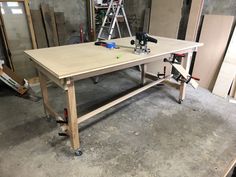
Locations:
203;0;236;16
125;0;151;33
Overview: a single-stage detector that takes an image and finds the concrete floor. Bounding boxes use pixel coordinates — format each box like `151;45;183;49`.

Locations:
0;69;236;177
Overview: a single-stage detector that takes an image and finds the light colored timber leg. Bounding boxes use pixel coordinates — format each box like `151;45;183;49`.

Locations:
38;71;49;117
179;52;193;103
66;79;80;153
141;64;147;85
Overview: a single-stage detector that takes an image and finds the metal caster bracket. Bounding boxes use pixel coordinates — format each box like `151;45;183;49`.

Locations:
75;149;83;156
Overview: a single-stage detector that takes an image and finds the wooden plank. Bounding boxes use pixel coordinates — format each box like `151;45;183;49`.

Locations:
23;0;37;49
38;71;49;116
185;0;204;41
143;8;150;33
54;12;66;46
212;63;236;98
66;80;80;150
172;63;198;89
234;86;236;99
141;64;147;85
222;158;236;177
25;37;202;79
192;15;234;91
212;25;236;98
87;0;96;41
179;52;195;102
77;75;171;124
149;0;183;38
148;0;183;77
49;7;59;46
41;3;59;47
229;77;236;97
30;10;48;48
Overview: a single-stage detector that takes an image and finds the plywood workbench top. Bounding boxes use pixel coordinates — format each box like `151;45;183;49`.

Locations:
25;37;202;79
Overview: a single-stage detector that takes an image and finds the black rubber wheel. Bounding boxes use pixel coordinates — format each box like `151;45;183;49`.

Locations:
178;99;183;104
75;149;83;156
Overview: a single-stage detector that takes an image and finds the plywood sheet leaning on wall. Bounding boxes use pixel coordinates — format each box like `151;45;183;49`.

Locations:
55;12;67;46
192;15;234;91
148;0;183;75
41;3;59;47
212;63;236;98
213;26;236;98
185;0;204;41
31;10;48;48
149;0;183;38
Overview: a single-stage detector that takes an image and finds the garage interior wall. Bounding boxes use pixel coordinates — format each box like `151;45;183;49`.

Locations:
0;0;236;79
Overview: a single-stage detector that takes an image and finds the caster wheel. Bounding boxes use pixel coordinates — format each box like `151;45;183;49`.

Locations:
75;149;83;156
178;99;183;104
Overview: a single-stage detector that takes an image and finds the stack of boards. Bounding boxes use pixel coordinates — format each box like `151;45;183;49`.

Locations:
31;3;67;49
149;0;236;100
192;15;236;99
148;0;204;77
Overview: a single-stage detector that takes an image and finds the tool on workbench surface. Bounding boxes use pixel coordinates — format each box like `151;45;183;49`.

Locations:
97;0;132;41
95;41;117;49
130;32;158;55
164;54;200;89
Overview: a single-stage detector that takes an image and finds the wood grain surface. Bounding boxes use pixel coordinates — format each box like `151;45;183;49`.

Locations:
25;37;202;79
192;15;234;90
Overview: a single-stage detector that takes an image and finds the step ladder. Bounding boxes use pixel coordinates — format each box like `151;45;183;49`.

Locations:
97;0;132;41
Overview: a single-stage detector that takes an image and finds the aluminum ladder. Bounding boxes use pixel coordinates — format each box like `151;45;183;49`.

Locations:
97;0;132;41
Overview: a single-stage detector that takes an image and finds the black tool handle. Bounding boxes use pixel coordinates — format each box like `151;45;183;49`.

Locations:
147;35;158;43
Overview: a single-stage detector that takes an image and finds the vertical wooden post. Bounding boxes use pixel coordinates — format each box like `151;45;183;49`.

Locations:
141;64;147;85
23;0;37;49
179;52;193;102
66;79;80;150
38;71;49;116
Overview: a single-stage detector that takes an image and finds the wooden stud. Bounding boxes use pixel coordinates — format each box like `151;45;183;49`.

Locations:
185;0;204;41
222;158;236;177
141;64;147;85
143;8;150;33
23;0;37;49
41;3;59;47
179;52;193;101
66;79;80;150
49;7;59;46
31;10;48;48
38;71;49;116
192;15;234;90
87;0;96;41
54;12;67;46
77;75;171;124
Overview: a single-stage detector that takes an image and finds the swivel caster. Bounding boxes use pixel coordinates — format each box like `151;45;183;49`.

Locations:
178;99;183;104
75;149;83;156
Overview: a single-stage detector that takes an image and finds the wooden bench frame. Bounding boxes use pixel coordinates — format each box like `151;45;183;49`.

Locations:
36;50;194;154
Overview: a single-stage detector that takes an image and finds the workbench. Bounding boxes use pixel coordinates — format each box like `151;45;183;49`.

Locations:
25;37;202;155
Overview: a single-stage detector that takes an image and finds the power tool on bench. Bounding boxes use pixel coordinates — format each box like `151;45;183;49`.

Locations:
130;32;158;55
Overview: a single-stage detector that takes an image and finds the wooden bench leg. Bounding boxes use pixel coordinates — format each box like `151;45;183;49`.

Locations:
66;79;81;156
38;71;49;117
141;64;147;85
179;52;193;103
